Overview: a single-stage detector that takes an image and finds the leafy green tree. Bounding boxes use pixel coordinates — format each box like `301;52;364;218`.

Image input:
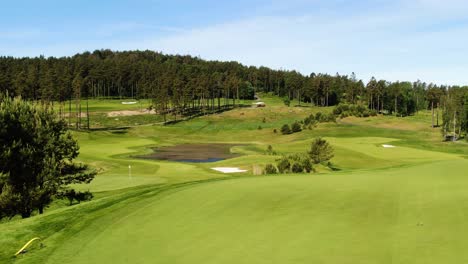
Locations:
0;96;96;219
441;87;467;140
308;137;334;164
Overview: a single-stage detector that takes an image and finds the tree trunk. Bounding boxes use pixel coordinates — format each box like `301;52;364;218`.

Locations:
431;101;434;128
326;90;329;107
453;111;457;142
416;95;419;114
236;85;239;107
68;98;72;127
86;96;90;130
377;95;380;113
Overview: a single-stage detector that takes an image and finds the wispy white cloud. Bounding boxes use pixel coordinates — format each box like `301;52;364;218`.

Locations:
130;1;468;85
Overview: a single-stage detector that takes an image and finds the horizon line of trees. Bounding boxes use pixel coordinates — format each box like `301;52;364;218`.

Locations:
0;49;467;138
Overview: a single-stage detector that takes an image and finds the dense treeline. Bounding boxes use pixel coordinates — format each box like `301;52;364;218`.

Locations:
0;50;467;139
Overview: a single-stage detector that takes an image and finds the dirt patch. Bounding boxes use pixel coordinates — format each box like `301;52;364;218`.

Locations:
138;144;243;163
107;109;156;117
62;112;88;118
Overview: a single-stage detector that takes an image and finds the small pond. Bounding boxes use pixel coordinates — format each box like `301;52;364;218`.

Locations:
138;144;243;163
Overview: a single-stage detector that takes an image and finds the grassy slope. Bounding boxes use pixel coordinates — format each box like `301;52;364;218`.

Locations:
42;160;468;264
1;93;467;263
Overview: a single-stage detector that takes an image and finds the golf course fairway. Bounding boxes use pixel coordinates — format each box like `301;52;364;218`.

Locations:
43;159;468;264
2;95;468;264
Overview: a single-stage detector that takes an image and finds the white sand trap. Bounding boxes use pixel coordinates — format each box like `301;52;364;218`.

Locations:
382;144;396;148
121;101;137;105
212;167;247;173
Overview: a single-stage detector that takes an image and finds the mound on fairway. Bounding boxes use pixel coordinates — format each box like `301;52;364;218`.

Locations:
44;159;468;264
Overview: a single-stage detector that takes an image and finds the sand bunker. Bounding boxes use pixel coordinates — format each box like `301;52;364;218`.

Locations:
211;167;247;173
138;144;243;163
107;109;155;117
121;102;137;105
382;144;396;148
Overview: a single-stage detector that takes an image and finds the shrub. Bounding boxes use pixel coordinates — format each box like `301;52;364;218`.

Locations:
291;163;304;173
333;103;375;119
283;98;291;107
264;164;277;174
288;153;303;162
291;121;302;133
281;124;292;135
308;137;334;164
315;112;323;122
273;128;277;134
266;145;276;155
258;125;262;130
277;157;291;173
75;191;94;204
262;117;266;123
302;158;313;173
60;189;94;205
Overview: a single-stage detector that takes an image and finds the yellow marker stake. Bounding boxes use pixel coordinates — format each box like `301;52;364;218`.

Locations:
15;237;41;256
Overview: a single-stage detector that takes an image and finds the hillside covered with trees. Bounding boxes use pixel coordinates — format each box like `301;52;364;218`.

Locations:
0;50;467;139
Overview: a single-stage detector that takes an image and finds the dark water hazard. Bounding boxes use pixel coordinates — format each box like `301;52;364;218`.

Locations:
138;144;243;163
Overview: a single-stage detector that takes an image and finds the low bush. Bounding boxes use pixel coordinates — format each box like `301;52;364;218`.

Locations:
264;164;278;174
277;157;291;173
333;103;377;118
291;162;304;173
291;121;302;133
281;124;292;135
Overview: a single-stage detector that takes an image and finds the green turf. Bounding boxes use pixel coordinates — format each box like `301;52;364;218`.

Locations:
2;94;468;263
13;160;468;264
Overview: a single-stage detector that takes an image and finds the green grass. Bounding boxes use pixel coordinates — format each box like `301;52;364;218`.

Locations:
54;99;153;113
2;94;468;263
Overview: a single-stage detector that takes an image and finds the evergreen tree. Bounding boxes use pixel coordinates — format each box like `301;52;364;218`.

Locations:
308;137;334;164
0;95;95;219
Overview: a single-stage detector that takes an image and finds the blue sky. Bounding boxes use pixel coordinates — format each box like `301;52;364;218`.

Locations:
1;0;468;85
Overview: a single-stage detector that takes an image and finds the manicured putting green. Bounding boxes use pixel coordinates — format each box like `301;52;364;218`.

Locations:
46;159;468;264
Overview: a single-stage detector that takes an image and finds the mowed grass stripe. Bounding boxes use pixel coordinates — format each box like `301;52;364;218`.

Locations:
41;159;468;264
